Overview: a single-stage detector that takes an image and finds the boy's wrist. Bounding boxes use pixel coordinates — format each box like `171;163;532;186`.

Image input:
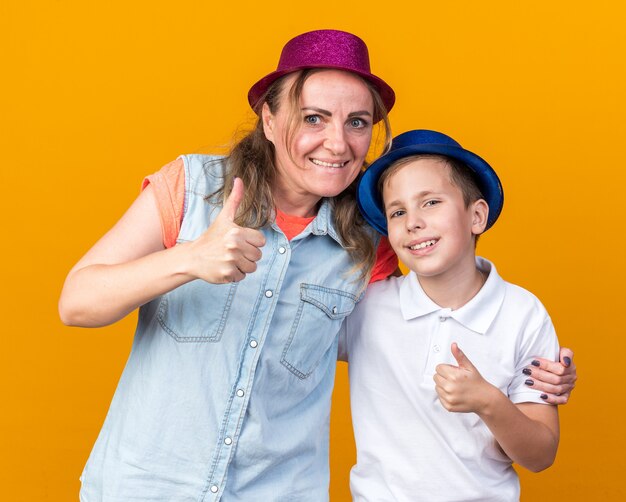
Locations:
475;383;505;418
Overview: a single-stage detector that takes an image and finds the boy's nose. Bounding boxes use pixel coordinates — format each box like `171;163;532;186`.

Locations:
407;214;425;232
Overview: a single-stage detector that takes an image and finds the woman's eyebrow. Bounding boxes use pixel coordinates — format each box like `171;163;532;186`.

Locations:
302;107;332;116
301;107;372;117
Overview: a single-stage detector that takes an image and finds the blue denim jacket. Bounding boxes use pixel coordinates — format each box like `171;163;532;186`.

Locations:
80;155;375;501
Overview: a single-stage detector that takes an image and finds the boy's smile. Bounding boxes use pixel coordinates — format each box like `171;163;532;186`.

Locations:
383;157;488;294
408;238;438;252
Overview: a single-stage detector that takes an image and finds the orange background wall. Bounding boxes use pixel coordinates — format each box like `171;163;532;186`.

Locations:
1;1;624;500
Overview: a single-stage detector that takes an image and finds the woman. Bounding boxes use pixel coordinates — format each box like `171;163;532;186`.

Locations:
59;30;575;501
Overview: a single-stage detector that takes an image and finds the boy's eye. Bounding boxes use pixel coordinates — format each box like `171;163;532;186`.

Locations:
304;114;321;125
389;209;406;219
424;200;440;207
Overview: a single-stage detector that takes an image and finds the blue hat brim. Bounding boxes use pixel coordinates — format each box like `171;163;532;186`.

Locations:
357;131;504;236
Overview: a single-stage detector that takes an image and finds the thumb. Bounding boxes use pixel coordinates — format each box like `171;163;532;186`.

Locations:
451;342;476;371
221;177;244;222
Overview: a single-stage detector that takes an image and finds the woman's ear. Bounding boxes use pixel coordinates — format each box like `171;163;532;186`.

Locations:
471;199;489;235
261;102;275;144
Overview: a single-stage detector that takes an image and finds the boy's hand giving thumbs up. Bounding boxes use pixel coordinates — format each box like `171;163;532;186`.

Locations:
434;343;498;414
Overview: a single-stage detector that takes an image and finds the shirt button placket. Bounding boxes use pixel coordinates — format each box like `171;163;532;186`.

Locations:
425;311;447;379
215;236;286;498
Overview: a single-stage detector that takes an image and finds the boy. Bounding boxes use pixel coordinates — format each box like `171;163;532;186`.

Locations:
340;129;559;501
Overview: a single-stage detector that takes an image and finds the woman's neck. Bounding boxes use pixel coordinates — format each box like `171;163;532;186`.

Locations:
272;184;322;217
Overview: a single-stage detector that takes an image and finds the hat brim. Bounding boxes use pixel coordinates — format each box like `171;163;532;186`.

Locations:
357;144;504;235
247;64;396;120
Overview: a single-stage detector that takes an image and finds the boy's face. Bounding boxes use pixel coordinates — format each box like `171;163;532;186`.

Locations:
382;158;488;282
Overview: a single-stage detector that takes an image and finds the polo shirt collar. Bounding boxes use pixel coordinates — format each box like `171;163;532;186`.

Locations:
399;257;506;335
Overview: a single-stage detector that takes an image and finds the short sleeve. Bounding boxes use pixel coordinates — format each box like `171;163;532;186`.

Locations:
142;158;186;248
369;236;398;284
508;314;560;405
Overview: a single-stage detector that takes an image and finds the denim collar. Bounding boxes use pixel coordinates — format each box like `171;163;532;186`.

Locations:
281;198;343;246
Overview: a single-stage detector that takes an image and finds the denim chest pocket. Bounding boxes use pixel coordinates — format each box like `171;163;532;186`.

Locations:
157;280;237;342
281;284;358;379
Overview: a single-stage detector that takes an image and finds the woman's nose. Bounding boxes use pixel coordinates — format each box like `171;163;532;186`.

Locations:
323;124;348;155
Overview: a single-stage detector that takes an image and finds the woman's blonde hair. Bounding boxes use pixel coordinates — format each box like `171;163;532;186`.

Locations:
211;69;392;282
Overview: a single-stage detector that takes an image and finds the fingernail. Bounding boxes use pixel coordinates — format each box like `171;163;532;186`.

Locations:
563;356;571;367
540;394;548;400
522;368;532;376
525;379;534;386
531;360;540;367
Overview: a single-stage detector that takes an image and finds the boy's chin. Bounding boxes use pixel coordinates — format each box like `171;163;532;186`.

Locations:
398;259;439;278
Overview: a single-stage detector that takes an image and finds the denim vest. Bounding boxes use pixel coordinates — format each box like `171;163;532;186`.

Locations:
80;155;376;502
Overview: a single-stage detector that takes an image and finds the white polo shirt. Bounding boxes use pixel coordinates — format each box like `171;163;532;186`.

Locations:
340;257;559;502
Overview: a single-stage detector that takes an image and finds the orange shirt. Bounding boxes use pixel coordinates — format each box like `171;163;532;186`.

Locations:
143;158;397;283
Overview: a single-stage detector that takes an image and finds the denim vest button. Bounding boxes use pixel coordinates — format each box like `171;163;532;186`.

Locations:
249;340;258;348
265;290;273;298
278;246;286;254
210;485;218;493
224;437;233;445
236;389;245;397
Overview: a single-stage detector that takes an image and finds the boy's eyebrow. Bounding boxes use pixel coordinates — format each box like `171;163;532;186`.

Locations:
302;107;372;117
383;190;439;212
384;199;402;211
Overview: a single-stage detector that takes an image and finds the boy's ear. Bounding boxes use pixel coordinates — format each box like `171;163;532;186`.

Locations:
471;199;489;235
261;103;275;144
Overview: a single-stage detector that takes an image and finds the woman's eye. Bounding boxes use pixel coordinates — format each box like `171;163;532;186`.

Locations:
304;115;321;125
349;117;367;128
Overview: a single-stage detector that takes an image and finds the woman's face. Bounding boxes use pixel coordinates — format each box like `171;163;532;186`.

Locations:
262;69;374;216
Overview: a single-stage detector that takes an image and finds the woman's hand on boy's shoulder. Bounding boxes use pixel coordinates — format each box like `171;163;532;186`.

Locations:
524;347;577;405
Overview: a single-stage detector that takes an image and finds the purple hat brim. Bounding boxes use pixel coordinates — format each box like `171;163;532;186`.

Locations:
247;64;396;120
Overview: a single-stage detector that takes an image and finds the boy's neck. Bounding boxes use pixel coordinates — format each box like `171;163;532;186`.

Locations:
416;260;487;311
